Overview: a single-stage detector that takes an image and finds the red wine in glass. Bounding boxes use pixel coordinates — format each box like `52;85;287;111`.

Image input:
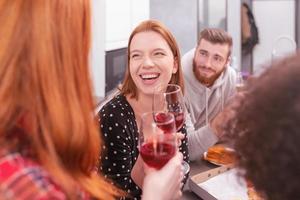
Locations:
140;141;176;169
170;111;184;130
140;112;177;169
154;112;176;134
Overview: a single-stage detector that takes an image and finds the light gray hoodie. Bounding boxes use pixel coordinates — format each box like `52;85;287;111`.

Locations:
182;48;237;161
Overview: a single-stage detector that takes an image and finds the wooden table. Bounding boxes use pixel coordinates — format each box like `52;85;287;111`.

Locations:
181;159;218;200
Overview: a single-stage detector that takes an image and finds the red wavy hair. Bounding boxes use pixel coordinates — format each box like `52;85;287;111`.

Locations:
120;19;185;99
0;0;119;199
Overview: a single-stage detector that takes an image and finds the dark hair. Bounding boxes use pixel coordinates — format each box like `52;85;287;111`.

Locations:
241;3;259;55
225;53;300;200
198;28;233;57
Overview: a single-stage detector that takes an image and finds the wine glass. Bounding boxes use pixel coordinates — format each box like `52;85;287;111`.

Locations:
272;35;297;62
235;71;245;92
139;112;177;169
153;84;190;174
153;84;186;130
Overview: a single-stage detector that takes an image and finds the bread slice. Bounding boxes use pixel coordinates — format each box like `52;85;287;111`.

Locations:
205;145;236;165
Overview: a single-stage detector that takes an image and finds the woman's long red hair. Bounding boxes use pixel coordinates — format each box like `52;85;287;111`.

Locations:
0;0;118;199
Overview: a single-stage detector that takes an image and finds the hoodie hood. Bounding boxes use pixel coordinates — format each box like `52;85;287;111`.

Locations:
182;48;237;128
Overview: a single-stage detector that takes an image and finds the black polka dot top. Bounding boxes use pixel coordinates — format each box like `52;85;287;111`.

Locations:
98;94;189;200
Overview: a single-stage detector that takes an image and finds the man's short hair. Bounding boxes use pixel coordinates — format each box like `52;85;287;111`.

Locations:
198;28;233;57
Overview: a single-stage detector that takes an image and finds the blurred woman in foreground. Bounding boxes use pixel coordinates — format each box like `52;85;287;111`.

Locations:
0;1;182;199
225;53;300;200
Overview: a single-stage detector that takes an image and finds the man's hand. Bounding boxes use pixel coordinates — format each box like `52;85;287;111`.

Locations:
210;93;245;138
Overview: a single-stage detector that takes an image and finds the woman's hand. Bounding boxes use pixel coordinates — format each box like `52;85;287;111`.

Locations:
131;131;184;188
176;132;185;146
132;132;184;192
142;152;183;200
131;155;145;188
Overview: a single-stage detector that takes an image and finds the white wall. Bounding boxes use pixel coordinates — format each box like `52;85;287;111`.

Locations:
227;0;241;70
105;0;131;50
91;0;106;97
208;0;227;29
105;0;149;51
252;0;296;73
150;0;198;54
131;0;150;29
91;0;149;97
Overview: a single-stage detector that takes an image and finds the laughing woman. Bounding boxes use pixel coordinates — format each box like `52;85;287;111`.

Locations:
98;20;189;199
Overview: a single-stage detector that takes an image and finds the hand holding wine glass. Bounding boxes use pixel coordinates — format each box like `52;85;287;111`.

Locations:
139;112;177;170
142;152;183;200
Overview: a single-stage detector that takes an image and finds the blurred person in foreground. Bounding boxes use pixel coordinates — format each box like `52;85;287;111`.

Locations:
0;1;182;200
224;53;300;200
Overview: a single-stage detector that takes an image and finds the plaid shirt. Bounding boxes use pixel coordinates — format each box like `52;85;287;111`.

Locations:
0;151;90;200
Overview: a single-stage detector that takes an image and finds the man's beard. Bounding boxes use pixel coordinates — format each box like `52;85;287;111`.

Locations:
193;60;225;87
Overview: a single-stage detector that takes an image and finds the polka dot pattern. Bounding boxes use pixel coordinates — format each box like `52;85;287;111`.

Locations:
98;95;142;199
98;95;190;199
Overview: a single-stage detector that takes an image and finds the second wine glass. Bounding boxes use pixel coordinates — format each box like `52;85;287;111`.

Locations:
235;71;245;92
153;84;190;175
153;84;186;131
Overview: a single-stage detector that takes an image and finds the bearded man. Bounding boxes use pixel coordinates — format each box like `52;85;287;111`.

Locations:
182;28;237;161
